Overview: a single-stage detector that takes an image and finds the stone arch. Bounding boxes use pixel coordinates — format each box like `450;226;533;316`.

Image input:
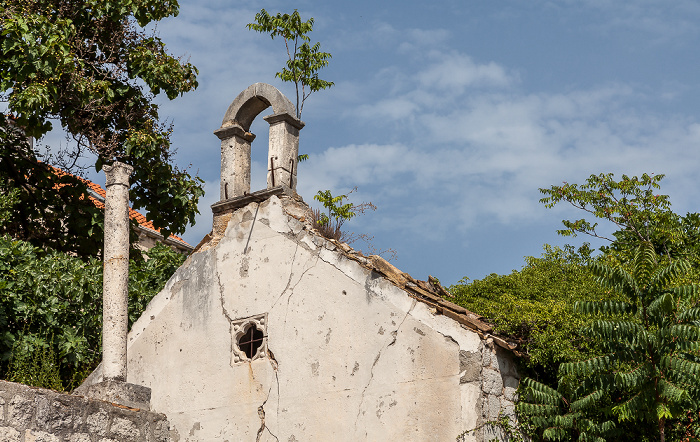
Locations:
214;83;304;201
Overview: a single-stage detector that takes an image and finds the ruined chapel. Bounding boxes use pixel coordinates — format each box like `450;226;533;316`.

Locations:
1;83;522;442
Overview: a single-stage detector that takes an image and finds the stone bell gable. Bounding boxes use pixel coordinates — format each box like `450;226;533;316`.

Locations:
79;84;520;441
213;82;304;201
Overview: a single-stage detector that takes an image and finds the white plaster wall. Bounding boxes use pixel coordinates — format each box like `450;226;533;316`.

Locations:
124;196;515;441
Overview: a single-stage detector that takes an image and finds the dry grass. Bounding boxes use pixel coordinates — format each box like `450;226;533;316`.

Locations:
311;207;349;242
311;208;397;261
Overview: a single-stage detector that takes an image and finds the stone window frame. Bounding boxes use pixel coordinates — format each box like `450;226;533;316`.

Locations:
231;313;268;364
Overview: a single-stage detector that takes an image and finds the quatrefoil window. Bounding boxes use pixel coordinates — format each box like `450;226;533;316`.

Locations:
231;314;268;364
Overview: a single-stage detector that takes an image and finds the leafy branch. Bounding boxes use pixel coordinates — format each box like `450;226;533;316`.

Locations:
247;9;334;119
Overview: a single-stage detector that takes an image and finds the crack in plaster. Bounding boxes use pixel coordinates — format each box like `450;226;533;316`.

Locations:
256;360;281;442
216;271;238;369
281;256;319;334
271;242;300;309
317;250;365;285
353;301;416;432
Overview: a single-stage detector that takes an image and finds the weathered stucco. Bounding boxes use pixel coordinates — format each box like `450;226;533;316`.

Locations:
82;195;520;441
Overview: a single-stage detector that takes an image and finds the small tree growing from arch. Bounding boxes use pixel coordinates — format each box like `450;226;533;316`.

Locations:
247;9;334;119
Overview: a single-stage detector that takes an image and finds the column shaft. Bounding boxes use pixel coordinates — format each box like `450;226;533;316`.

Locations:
102;161;133;382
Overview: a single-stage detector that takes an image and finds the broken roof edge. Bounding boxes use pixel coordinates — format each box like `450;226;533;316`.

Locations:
193;193;522;356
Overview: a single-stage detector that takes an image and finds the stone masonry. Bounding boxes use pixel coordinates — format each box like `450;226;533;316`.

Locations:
460;340;519;440
0;381;174;442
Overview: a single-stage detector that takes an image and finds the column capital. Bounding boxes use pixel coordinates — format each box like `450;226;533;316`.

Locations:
263;112;305;130
104;161;134;187
214;123;256;142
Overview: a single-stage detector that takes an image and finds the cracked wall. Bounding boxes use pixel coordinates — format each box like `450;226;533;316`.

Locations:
93;195;519;441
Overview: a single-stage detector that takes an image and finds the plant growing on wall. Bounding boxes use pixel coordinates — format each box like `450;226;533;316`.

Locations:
247;9;334;119
312;188;375;242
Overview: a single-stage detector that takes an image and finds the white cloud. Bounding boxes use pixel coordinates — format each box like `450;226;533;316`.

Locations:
416;51;514;91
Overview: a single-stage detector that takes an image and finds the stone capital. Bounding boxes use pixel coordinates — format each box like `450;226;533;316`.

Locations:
214;123;256;142
104;162;134;187
263;112;305;130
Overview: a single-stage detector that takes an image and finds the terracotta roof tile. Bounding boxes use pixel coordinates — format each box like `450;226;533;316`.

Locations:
49;166;191;247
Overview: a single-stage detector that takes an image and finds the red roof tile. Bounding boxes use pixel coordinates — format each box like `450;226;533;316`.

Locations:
50;166;191;247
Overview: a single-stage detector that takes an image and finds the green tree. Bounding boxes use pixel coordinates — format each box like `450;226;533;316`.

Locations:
0;115;105;257
519;243;700;442
0;0;203;239
247;9;334;119
514;173;700;441
0;235;184;390
539;173;682;259
451;244;620;384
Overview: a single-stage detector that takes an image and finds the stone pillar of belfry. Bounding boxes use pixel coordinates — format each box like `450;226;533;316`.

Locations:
102;161;133;382
264;112;304;194
214;123;256;200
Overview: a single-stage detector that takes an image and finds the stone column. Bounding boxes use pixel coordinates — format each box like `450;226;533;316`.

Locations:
214;124;256;200
264;112;304;194
102;161;133;382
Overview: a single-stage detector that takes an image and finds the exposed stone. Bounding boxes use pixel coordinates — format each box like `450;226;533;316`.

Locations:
0;381;170;442
102;161;133;382
486;395;501;421
503;375;519;402
152;418;170;442
0;397;5;423
503;387;518;403
110;417;139;441
502;400;517;424
0;426;21;442
82;380;151;410
86;410;110;436
481;368;503;396
8;395;33;428
24;429;60;442
36;395;77;432
482;344;495;368
459;350;482;383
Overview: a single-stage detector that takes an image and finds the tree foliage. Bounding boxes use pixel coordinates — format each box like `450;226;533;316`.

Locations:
514;173;700;441
0;233;184;390
247;9;333;118
451;244;622;383
0;115;105;257
539;173;687;259
519;243;700;441
0;0;203;238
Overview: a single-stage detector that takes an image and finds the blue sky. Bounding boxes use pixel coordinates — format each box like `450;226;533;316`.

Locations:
48;1;700;285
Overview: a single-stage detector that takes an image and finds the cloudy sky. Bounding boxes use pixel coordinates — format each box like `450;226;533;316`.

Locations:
56;1;700;285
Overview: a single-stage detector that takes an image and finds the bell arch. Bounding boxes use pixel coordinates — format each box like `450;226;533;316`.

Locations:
213;83;304;202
